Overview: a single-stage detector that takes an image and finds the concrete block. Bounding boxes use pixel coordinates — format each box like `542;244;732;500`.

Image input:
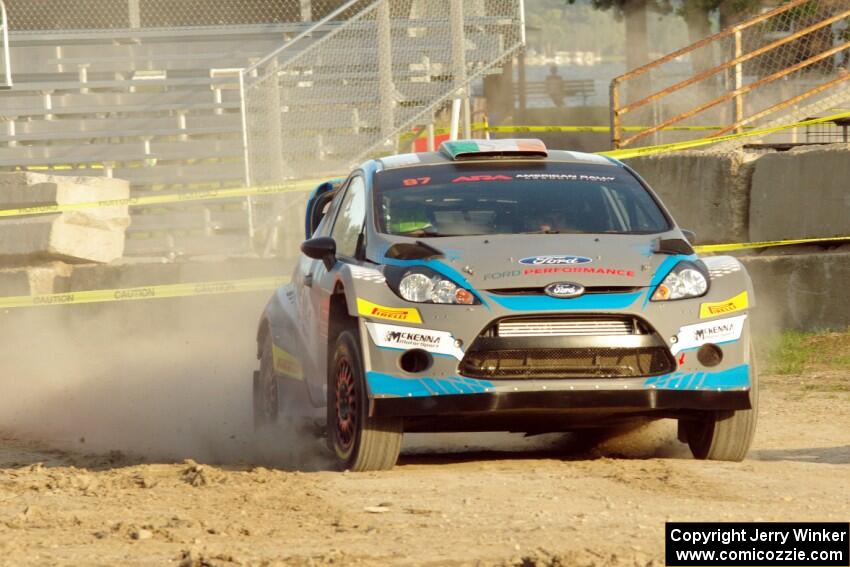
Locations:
0;172;130;264
0;171;130;210
0;262;73;297
742;249;850;332
749;144;850;242
0;214;126;264
628;150;757;244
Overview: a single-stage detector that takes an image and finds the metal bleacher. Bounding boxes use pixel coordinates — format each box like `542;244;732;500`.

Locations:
0;0;523;260
0;7;331;259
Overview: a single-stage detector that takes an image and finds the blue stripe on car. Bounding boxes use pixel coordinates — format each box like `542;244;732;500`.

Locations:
367;371;493;397
644;364;750;390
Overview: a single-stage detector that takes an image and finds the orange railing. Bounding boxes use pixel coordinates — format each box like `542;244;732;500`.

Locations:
610;0;850;148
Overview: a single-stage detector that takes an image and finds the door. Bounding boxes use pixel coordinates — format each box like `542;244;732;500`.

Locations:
306;175;368;397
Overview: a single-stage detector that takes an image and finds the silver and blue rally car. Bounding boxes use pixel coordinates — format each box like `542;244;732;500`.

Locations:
253;139;758;471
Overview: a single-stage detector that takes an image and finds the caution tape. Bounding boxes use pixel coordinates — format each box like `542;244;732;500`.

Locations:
0;180;326;219
0;276;289;310
600;111;850;160
2;235;849;309
486;124;747;134
694;235;850;254
401;122;746;141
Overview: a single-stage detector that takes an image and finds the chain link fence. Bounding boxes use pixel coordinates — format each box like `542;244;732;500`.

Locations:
242;0;524;186
240;0;523;255
3;0;353;33
611;0;850;149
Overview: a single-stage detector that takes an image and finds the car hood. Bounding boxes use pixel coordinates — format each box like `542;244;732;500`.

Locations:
387;233;685;290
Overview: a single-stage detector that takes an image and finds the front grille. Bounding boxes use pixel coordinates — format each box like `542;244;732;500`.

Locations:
460;315;676;380
498;319;632;337
459;347;675;379
487;286;642;295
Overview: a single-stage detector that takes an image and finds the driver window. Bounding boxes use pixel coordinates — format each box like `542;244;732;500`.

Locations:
330;176;366;259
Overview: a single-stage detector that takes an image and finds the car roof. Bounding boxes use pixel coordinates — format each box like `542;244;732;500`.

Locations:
376;139;619;171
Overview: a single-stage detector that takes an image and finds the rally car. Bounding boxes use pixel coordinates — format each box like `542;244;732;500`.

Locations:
253;139;758;471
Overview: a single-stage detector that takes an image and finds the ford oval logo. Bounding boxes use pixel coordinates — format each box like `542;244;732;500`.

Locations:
545;282;585;298
519;255;593;266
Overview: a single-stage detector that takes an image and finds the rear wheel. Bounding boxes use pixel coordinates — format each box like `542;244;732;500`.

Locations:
253;332;279;430
682;348;759;462
329;329;402;471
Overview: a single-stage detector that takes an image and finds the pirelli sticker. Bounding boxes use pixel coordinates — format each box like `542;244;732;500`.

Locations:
700;291;748;319
356;298;422;324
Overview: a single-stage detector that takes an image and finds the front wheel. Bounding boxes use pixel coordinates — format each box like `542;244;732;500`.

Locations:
328;329;402;471
682;348;759;462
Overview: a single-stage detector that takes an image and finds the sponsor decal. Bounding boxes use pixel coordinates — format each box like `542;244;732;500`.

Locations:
699;291;748;319
544;282;585;298
515;173;616;182
365;322;464;360
482;266;636;279
483;269;522;281
703;256;743;279
348;265;386;284
272;344;304;380
671;314;747;355
519;255;593;266
452;175;513;183
522;266;635;277
356;298;422;324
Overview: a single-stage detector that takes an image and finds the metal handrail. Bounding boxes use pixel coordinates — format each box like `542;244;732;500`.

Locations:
242;0;367;75
0;0;11;89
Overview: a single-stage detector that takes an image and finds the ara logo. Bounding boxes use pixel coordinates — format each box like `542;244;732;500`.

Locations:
452;175;513;183
519;255;593;266
544;282;585;298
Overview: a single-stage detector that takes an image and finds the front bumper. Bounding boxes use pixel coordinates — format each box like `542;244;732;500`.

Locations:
359;271;754;425
371;387;751;418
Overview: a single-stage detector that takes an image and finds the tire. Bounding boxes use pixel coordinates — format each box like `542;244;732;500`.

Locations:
683;347;759;462
253;332;279;430
328;329;402;471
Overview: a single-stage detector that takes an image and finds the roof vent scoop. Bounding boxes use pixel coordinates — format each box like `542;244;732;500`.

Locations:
439;139;548;160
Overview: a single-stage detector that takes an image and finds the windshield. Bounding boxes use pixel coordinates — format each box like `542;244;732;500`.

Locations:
373;161;671;237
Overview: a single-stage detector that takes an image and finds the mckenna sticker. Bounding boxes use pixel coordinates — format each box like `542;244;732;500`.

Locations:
365;322;464;360
671;314;747;355
519;255;593;266
699;291;748;319
356;298;422;324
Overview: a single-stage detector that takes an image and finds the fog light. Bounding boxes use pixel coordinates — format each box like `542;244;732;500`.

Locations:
399;349;432;373
697;343;723;367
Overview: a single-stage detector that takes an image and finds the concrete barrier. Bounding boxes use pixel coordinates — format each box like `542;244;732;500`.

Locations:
742;249;850;332
749;144;850;242
0;172;130;265
627;150;756;244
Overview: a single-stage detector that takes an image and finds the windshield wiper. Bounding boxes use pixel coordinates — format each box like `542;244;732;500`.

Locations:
398;227;475;237
518;229;582;235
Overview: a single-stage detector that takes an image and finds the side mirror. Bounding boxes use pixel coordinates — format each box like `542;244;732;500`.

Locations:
681;229;697;243
301;237;336;270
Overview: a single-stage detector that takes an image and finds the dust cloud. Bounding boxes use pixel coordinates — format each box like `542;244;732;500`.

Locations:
0;290;325;468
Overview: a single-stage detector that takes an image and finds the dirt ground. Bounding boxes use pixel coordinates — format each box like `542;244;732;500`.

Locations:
0;299;847;566
1;372;848;566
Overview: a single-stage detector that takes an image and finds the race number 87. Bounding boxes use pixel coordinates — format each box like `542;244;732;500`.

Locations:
402;177;431;186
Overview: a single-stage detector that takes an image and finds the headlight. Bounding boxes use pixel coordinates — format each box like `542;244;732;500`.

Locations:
395;269;476;304
651;261;709;301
